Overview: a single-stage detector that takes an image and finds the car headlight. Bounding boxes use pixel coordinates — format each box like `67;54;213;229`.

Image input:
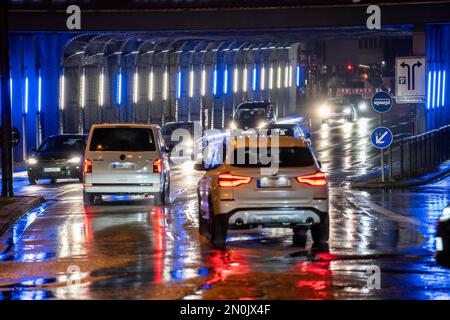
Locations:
28;158;38;165
257;121;266;130
229;121;237;130
68;156;81;164
358;102;368;111
343;107;352;115
319;105;331;117
182;138;194;148
440;207;450;222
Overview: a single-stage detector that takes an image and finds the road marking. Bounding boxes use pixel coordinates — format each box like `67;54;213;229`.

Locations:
53;186;82;199
345;189;422;227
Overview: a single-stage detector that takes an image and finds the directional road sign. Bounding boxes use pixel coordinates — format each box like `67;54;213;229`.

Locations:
395;56;426;104
371;91;392;113
371;127;393;149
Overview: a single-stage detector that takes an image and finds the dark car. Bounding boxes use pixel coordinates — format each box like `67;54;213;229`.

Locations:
161;121;203;160
27;134;87;185
436;206;450;267
230;101;275;131
344;94;369;114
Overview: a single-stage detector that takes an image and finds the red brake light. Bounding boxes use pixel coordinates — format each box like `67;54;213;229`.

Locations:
83;159;92;173
296;171;327;187
218;173;251;187
153;159;162;173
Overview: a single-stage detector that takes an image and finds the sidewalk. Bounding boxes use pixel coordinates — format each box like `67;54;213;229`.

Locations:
0;196;45;236
351;160;450;189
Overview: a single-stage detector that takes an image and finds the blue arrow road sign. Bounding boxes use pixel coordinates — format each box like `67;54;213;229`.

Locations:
371;127;393;149
371;91;392;113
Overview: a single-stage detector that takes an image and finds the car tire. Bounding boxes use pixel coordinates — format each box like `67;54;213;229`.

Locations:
164;179;171;204
209;204;228;249
293;228;307;247
83;191;95;206
50;178;57;184
311;220;330;243
28;177;37;185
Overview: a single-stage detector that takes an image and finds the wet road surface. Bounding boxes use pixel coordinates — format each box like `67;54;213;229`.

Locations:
1;113;450;300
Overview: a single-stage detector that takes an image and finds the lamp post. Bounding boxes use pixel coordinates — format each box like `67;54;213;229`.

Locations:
36;69;42;146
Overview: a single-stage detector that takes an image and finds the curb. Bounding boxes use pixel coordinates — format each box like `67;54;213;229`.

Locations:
351;163;450;189
0;196;45;236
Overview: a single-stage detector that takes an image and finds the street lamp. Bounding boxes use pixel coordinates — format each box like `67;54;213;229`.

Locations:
79;68;86;133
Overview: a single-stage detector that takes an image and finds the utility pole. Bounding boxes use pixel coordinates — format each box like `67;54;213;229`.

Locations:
0;1;14;197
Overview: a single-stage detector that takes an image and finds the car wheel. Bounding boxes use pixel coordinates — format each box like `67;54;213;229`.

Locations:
197;192;209;236
209;202;228;249
50;178;57;184
311;220;330;243
83;191;95;206
164;179;171;204
293;228;307;247
155;179;170;205
28;177;37;185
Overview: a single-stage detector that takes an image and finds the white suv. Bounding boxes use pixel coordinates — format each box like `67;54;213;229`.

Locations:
83;124;170;205
195;136;329;248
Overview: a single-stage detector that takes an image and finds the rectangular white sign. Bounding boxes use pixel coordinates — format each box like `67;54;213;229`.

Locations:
395;56;426;104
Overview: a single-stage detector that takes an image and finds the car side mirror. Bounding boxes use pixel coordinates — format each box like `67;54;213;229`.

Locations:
193;162;206;171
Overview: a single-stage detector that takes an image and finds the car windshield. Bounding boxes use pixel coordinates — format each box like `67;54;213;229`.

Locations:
89;128;156;152
329;99;349;106
231;147;315;167
235;107;267;128
38;136;85;152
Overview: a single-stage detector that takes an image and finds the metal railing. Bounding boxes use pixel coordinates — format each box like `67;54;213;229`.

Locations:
387;125;450;179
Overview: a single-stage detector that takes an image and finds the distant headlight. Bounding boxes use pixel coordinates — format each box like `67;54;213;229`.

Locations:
358;102;368;111
257;121;266;129
440;207;450;222
28;158;38;165
319;105;331;117
229;121;237;130
343;107;352;115
68;156;81;164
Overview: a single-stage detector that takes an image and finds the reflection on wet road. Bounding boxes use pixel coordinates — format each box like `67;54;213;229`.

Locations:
1;115;450;300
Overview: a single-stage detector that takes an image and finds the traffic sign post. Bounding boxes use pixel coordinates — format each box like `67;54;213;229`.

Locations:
371;91;393;183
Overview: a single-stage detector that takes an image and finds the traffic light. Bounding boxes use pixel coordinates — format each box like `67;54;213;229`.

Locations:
346;64;354;71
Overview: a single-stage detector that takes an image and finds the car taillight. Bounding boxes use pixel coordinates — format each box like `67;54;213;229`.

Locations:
153;159;162;173
218;173;251;187
83;159;92;173
296;171;327;187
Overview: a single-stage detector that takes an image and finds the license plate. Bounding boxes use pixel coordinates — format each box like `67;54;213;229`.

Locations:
436;237;444;252
257;177;291;188
43;167;61;173
111;163;135;169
